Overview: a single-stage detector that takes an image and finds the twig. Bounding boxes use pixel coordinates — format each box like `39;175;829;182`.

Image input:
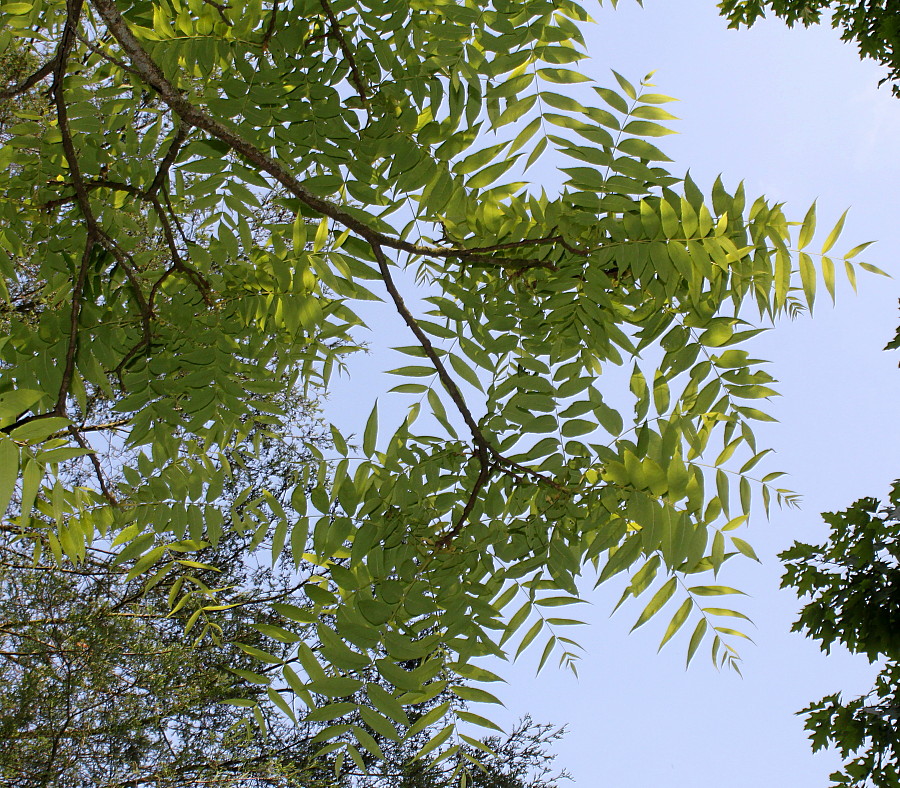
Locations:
52;0;93;420
435;459;492;549
68;426;117;504
146;191;212;304
369;242;488;451
74;30;139;77
56;240;94;416
147;120;189;195
370;242;565;491
260;0;279;51
318;0;368;106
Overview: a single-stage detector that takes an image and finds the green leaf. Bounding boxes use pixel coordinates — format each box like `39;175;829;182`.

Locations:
686;617;708;667
0;389;43;423
308;676;363;698
448;353;484;391
702;607;753;622
638;93;678;104
358;706;399;740
820;209;848;254
267;687;297;723
414;724;454;760
688;585;745;596
631;577;677;631
451;685;504;705
501;601;531;646
594;86;629;114
367;683;409;726
616;138;672;161
799;252;816;309
623;120;676;137
537;67;593;83
509;117;542;155
18;458;40;529
0;437;18;518
731;536;759;562
798;202;816;250
10;417;71;444
822;256;836;304
456;710;504;732
658;598;693;651
611;70;637;99
843;241;875;260
496;95;537;127
844;259;858;293
515;619;543;658
363;401;378;457
859;262;890;277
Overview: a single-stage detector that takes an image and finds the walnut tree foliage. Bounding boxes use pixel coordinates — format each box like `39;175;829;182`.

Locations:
0;0;882;780
719;0;900;97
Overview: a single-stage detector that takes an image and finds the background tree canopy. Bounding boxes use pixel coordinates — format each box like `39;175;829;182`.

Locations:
0;0;883;783
718;0;900;97
782;479;900;788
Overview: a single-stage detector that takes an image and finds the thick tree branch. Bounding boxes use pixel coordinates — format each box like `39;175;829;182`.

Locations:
88;0;570;506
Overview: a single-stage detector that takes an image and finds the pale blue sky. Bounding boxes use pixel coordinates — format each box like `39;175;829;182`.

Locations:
327;1;900;784
496;3;900;786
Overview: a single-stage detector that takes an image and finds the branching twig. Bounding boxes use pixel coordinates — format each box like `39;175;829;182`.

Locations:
74;30;139;77
369;242;487;450
370;242;566;492
146;191;212;304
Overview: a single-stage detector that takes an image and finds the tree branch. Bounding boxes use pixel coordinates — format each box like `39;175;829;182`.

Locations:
436;458;493;550
88;0;579;270
147;120;189;196
90;0;570;499
68;426;117;504
260;0;279;51
52;0;93;420
0;58;56;100
318;0;369;106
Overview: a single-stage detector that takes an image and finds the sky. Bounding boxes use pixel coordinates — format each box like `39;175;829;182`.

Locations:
328;1;900;785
